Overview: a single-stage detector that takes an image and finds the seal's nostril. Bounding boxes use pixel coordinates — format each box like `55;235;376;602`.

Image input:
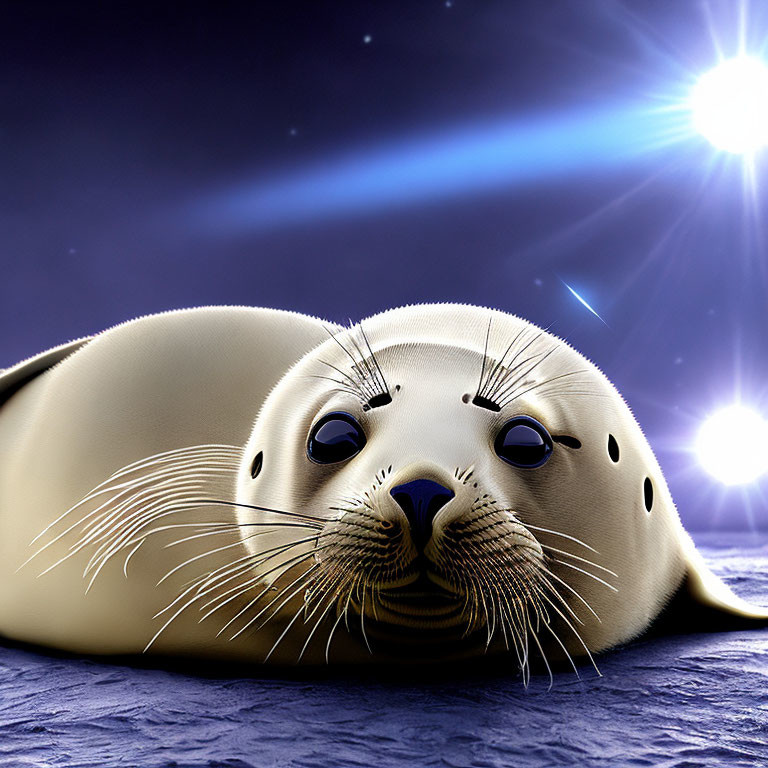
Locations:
390;478;454;551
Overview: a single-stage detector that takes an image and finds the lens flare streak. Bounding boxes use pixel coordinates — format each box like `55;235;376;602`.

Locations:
192;105;688;233
561;281;608;325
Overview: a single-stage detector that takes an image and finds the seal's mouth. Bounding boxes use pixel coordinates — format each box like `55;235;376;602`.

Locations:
376;573;464;625
347;570;475;645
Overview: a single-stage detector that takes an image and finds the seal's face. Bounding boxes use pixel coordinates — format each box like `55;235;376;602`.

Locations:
237;305;689;669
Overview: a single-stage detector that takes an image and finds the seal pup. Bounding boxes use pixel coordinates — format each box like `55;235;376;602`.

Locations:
0;303;764;677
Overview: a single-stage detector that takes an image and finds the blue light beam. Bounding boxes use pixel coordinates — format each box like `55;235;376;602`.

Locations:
561;280;608;325
192;103;690;233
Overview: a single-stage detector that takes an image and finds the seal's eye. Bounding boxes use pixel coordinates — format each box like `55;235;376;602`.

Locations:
307;411;366;464
494;416;553;469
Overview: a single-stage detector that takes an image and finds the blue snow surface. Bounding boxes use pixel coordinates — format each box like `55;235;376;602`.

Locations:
1;534;767;768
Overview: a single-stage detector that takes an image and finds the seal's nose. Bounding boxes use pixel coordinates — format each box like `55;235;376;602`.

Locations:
390;478;455;551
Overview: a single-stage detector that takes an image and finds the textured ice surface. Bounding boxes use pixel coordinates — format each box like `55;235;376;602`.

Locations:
1;534;767;768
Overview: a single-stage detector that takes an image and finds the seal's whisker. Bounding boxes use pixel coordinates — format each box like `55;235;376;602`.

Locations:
358;322;389;395
198;570;272;621
322;325;381;404
28;448;239;548
216;564;318;643
528;616;555;690
157;542;318;621
325;588;353;664
24;478;202;570
490;346;559;405
145;552;319;652
199;541;329;620
82;498;238;591
479;326;555;404
26;444;240;546
81;485;212;575
154;556;254;618
550;559;619;592
156;531;318;587
315;357;372;396
297;588;342;663
75;478;222;553
359;577;373;654
306;567;359;654
160;522;320;548
516;522;599;554
36;493;199;579
263;594;315;663
347;329;381;395
216;550;329;638
540;546;617;578
306;375;366;402
539;614;580;679
308;552;357;599
485;348;549;404
122;538;144;578
479;325;526;399
231;565;322;641
313;357;375;403
532;581;602;678
474;565;498;650
475;315;493;398
29;461;240;580
498;572;536;678
498;369;598;408
477;325;540;403
302;567;347;627
198;499;328;524
529;572;584;628
536;564;602;624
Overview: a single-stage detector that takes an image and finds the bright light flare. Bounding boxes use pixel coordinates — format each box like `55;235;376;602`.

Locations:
561;281;608;325
696;405;768;485
691;56;768;154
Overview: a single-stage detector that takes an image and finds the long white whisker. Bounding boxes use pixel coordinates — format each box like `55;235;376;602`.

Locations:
552;560;619;592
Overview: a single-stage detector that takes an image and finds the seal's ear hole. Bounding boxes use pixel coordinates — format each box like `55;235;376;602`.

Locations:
643;476;653;513
250;451;263;479
552;435;581;449
608;434;620;462
461;393;471;404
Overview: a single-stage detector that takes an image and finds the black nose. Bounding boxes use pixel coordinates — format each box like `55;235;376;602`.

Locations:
390;478;455;551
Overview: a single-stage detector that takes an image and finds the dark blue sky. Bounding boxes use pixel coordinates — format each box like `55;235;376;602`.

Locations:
2;0;767;530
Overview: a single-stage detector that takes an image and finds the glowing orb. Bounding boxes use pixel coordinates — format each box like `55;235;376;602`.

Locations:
691;57;768;154
696;405;768;485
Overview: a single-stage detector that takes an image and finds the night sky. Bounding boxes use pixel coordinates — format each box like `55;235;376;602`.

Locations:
2;1;767;530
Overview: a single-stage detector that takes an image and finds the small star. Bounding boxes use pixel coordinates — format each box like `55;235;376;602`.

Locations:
363;35;372;44
68;248;77;255
674;357;683;365
445;0;453;6
533;278;543;287
289;127;298;137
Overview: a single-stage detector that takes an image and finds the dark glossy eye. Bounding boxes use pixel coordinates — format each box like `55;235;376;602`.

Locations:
494;416;553;469
307;411;366;464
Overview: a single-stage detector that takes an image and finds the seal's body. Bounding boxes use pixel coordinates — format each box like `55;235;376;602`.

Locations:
0;304;764;671
0;308;337;661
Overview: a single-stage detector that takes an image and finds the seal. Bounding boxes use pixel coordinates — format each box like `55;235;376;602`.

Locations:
0;303;765;676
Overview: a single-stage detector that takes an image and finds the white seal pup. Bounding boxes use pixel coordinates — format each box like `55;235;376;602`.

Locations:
0;303;764;676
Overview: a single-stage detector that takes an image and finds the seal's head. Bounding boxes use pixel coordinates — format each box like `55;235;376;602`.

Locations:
237;303;768;670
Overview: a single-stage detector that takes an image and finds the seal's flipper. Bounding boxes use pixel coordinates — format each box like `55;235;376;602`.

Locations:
652;535;768;635
0;336;92;406
682;543;768;626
